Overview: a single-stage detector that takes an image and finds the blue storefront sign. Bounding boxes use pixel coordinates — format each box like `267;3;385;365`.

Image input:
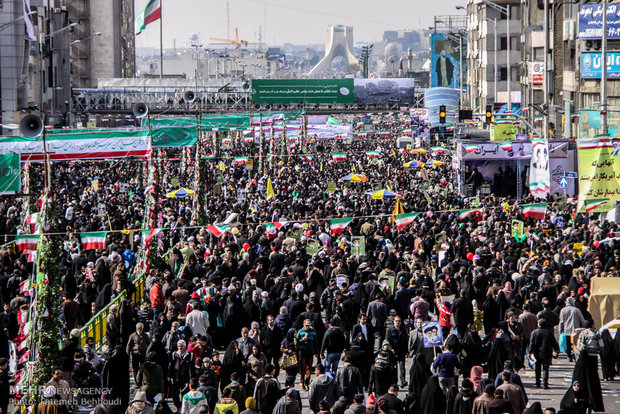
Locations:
581;52;620;79
578;4;620;39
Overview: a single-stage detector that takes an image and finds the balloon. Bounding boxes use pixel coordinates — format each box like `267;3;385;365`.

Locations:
231;227;239;235
593;240;600;248
278;161;284;166
466;252;474;261
243;243;250;250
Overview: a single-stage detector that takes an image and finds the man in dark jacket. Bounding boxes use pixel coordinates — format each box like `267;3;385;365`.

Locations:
366;293;387;350
529;319;559;389
452;290;474;338
253;364;280;414
385;316;408;387
321;318;346;378
343;394;366;414
335;355;363;401
260;315;283;376
126;322;149;382
308;364;339;413
376;384;404;414
136;352;164;403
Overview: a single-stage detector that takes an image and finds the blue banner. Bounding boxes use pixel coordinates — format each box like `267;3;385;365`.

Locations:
581;52;620;79
578;4;620;40
430;33;466;90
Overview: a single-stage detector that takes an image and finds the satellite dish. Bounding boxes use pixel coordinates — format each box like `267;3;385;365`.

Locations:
184;91;196;102
19;114;43;138
132;103;149;118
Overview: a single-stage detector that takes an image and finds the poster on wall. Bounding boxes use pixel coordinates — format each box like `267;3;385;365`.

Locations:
577;139;620;213
578;110;620;138
529;140;551;199
430;33;466;90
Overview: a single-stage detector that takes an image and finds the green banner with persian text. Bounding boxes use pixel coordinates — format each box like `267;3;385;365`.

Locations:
151;126;197;147
577;139;620;212
0;153;20;194
251;79;355;104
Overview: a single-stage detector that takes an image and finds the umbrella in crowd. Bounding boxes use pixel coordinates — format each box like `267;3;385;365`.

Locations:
339;173;368;183
166;188;195;198
367;188;402;199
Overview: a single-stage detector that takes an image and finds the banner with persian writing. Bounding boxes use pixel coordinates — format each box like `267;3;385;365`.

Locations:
577;139;620;213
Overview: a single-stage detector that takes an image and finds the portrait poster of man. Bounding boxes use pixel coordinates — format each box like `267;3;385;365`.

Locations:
422;321;443;348
430;33;462;88
351;236;366;257
529;139;550;198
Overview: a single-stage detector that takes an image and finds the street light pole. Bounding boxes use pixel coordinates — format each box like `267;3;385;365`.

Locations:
543;0;549;139
602;0;609;135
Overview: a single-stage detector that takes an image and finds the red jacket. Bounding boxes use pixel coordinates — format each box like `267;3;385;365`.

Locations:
150;283;165;309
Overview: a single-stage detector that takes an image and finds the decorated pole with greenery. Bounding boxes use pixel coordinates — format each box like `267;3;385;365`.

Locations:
34;195;63;387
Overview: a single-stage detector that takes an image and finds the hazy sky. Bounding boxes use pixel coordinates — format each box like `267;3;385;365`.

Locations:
134;0;466;49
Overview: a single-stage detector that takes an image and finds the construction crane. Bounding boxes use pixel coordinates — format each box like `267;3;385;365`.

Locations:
209;28;248;50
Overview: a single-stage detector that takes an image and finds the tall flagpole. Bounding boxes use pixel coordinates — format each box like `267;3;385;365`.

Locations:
160;0;163;78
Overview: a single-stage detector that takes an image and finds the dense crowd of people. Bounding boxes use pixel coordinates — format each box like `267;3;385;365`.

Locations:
0;112;619;414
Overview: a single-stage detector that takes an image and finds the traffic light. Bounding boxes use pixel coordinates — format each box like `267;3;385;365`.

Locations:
439;105;446;124
485;105;493;124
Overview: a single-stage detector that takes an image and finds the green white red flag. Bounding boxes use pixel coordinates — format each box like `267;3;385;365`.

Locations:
332;152;347;161
584;198;609;213
15;235;40;252
366;151;380;158
135;0;161;35
521;203;547;219
329;218;354;235
458;209;482;219
205;224;228;238
80;232;107;250
394;212;419;231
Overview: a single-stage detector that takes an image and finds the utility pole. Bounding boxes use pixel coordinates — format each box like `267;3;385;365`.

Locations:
602;0;609;135
543;0;549;139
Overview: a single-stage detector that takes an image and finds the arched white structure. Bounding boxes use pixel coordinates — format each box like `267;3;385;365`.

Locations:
307;25;360;77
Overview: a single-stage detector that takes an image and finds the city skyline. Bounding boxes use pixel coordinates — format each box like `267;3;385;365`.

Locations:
134;0;466;50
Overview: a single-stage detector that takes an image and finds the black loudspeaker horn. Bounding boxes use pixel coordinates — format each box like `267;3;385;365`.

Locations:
19;114;43;138
132;103;149;118
184;91;196;102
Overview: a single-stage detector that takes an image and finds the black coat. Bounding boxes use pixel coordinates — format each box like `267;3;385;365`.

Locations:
335;364;363;401
452;297;474;328
529;327;559;363
260;325;283;356
102;347;130;411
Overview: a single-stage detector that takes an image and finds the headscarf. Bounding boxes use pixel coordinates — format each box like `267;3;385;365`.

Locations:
469;365;483;389
502;281;513;297
281;328;296;349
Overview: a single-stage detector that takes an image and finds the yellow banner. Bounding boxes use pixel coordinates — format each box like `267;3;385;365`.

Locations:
490;123;518;141
577;139;620;212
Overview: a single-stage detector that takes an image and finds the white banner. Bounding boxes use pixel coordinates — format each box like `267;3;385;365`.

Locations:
529;140;551;198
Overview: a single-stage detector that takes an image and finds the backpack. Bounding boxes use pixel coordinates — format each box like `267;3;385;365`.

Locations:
585;332;602;355
375;352;390;368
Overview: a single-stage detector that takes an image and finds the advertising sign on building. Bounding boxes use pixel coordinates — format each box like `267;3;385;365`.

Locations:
578;4;620;40
580;52;620;79
528;62;544;84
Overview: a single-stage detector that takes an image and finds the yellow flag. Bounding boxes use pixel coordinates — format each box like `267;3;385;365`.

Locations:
392;199;404;222
266;178;275;200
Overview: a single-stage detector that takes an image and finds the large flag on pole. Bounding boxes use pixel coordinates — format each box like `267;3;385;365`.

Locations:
23;0;36;41
136;0;161;35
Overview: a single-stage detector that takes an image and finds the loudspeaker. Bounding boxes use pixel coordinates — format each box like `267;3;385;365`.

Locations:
132;103;149;118
19;114;43;138
265;104;272;111
254;104;261;111
184;91;196;102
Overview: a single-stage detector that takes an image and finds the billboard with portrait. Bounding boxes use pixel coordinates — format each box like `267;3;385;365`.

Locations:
353;78;415;105
430;33;466;90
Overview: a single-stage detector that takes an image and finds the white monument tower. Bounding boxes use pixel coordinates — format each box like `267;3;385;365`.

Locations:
307;25;360;77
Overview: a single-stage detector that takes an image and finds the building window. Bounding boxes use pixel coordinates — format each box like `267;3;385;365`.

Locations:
582;93;600;109
511;36;520;51
499;67;507;81
500;36;508;51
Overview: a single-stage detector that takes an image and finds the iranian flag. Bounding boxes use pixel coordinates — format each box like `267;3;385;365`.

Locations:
234;157;249;165
357;132;368;138
24;212;39;225
394;212;420;231
372;121;380;125
15;235;40;252
571;113;580;120
80;232;107;250
531;232;540;242
500;143;513;151
141;228;164;248
380;130;390;137
332;152;347;161
403;128;412;135
534;117;543;123
366;151;380;158
330;218;354;235
265;221;287;237
464;145;478;153
135;0;161;35
522;202;547;219
204;154;216;159
222;138;232;144
356;122;364;127
244;136;254;143
458;209;482;219
405;119;412;124
205;224;228;238
299;154;313;162
585;198;610;213
431;146;447;153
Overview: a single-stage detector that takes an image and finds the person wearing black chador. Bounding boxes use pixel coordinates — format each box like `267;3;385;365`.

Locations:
407;353;430;398
102;345;130;413
559;381;588;414
419;375;446;414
